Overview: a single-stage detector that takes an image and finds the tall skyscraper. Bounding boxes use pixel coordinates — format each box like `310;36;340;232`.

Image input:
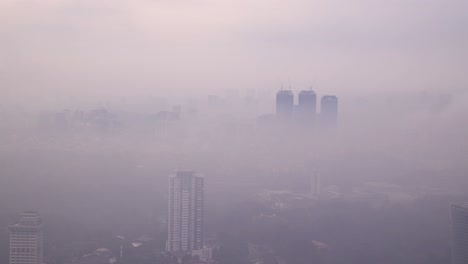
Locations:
167;171;205;253
9;211;44;264
276;90;294;120
298;90;317;123
320;95;338;125
451;203;468;264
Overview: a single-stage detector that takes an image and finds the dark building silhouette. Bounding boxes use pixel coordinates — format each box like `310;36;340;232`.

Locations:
320;95;338;125
276;90;294;120
451;203;468;264
298;90;317;124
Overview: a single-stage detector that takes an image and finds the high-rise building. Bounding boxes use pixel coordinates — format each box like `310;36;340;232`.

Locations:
9;211;44;264
320;95;338;125
298;90;317;123
276;90;294;120
167;171;205;253
451;203;468;264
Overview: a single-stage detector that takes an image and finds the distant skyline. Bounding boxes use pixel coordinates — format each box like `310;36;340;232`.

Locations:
1;0;467;104
1;3;468;262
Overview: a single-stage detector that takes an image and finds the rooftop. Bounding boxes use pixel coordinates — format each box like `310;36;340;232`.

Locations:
277;90;293;95
299;90;316;95
452;203;468;211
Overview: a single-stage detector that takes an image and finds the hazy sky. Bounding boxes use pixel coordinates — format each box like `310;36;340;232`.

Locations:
1;0;467;103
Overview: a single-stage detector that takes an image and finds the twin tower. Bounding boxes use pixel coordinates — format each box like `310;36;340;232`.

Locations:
276;90;338;126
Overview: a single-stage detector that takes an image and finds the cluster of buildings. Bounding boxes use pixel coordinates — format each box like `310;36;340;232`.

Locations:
275;90;338;126
8;171;210;264
38;108;119;132
6;175;468;264
5;92;468;264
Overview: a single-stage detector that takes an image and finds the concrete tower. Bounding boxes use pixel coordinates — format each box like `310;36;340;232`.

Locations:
276;90;294;120
167;171;205;253
451;203;468;264
9;211;44;264
298;90;317;124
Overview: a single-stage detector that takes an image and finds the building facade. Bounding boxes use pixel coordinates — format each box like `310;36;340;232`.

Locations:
9;211;43;264
276;90;294;120
167;171;205;253
298;90;317;123
451;203;468;264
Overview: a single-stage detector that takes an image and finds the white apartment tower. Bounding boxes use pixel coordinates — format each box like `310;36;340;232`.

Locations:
167;171;205;253
9;211;43;264
451;203;468;264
